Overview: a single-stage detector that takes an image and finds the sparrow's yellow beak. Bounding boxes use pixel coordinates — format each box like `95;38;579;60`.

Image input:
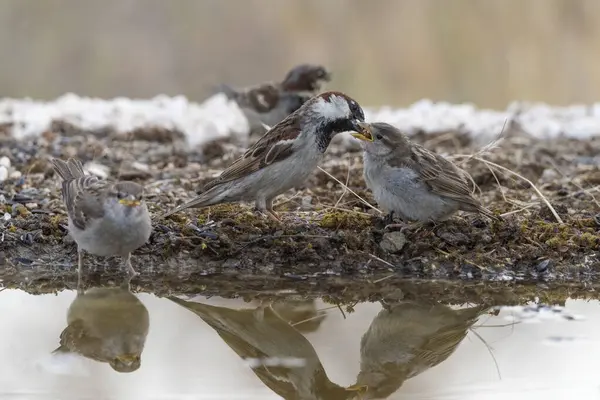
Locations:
116;353;139;363
119;199;141;207
351;122;373;142
345;384;368;393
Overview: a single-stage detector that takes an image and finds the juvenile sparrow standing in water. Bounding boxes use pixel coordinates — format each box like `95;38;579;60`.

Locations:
53;275;150;373
52;158;152;277
218;64;332;134
161;91;367;221
351;122;499;230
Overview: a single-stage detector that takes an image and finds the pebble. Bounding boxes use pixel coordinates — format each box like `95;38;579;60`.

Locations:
2;213;10;221
25;203;38;210
0;156;10;168
0;166;7;182
9;171;22;180
379;231;407;253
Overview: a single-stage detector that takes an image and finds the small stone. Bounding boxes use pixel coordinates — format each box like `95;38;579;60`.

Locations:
536;259;551;273
0;166;8;182
0;156;10;168
25;202;38;210
380;231;407;253
2;213;10;221
131;161;150;171
9;171;22;180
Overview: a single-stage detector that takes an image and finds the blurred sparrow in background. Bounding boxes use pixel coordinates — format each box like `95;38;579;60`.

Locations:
52;158;152;277
351;122;500;230
218;64;332;135
53;274;150;373
161;91;368;221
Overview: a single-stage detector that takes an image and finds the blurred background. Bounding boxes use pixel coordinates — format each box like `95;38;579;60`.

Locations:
1;0;599;108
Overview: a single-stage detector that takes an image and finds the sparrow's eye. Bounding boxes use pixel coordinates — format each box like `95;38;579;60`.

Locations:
376;134;383;140
348;100;364;121
117;192;127;199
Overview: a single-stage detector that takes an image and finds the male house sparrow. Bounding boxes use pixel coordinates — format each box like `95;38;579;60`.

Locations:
351;122;499;230
161;91;367;221
52;158;152;276
53;275;150;373
219;64;332;134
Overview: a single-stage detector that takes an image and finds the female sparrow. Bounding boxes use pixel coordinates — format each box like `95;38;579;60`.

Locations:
161;91;367;221
52;158;152;277
351;122;499;230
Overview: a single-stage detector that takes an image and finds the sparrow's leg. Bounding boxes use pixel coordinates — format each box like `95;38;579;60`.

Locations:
253;301;271;322
76;249;85;295
77;248;84;278
254;198;281;222
124;253;139;277
265;198;281;222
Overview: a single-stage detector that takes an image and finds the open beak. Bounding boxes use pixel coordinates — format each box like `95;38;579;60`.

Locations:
119;198;141;207
350;121;373;142
116;353;139;364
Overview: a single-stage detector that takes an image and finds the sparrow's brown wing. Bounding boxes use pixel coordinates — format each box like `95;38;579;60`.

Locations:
243;83;281;113
202;116;300;191
410;144;482;210
62;177;108;230
55;319;106;361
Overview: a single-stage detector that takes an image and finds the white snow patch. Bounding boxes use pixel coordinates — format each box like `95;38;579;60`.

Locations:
0;92;249;148
1;95;600;148
365;99;600;143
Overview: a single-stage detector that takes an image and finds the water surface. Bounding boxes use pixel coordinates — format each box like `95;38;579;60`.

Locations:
1;282;599;400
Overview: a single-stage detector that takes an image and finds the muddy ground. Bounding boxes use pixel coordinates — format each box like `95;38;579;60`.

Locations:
0;118;599;296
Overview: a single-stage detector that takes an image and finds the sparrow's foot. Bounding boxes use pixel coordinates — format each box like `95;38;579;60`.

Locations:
266;210;281;223
385;221;425;234
383;211;395;226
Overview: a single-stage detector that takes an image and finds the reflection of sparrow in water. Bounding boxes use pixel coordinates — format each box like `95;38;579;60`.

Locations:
168;297;361;400
218;64;332;135
161;91;367;221
351;122;499;231
53;275;150;373
52;158;152;277
347;300;488;399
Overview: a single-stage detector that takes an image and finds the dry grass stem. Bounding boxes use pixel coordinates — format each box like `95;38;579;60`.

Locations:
317;166;382;213
472;157;564;224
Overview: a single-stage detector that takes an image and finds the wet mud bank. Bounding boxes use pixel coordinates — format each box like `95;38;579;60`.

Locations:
0;119;599;294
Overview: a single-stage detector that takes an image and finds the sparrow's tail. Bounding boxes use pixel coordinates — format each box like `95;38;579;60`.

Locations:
159;186;223;219
51;158;86;181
